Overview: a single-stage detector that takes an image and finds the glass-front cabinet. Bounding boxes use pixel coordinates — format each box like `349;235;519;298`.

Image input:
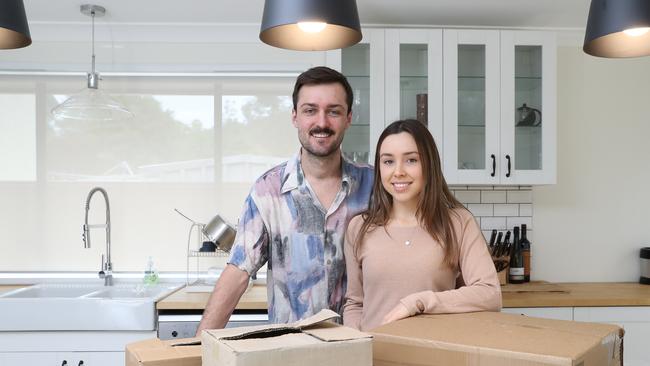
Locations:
339;29;384;165
338;28;556;185
384;29;443;145
443;29;556;185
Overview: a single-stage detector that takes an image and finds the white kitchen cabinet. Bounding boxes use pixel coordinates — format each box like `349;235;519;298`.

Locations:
339;28;444;165
443;30;556;185
0;330;155;366
338;28;385;165
574;307;650;366
0;351;123;366
501;306;573;321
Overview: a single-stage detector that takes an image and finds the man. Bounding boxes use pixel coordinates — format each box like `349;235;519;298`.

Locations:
196;66;373;333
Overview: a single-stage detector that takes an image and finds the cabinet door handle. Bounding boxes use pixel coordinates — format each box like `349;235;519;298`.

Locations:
505;155;511;178
78;361;84;366
61;361;67;366
490;154;496;177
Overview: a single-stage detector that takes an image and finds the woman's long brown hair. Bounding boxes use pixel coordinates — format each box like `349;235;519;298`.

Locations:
355;119;463;268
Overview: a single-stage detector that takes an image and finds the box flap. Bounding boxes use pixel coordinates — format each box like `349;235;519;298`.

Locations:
204;309;340;341
303;321;373;342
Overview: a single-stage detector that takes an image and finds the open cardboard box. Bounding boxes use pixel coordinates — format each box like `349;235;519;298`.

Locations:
371;311;623;366
202;309;372;366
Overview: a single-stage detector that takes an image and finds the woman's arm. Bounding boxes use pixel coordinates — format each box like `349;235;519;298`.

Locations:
396;211;502;319
342;217;365;329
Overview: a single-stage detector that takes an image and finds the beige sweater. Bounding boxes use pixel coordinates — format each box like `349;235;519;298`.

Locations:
343;208;502;331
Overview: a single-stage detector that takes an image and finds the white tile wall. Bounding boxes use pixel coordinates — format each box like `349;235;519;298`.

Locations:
451;186;533;241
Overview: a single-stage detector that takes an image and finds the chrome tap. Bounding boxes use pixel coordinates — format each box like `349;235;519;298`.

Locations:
82;187;113;286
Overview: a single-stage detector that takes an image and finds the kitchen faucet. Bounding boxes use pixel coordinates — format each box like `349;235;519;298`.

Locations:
82;187;113;286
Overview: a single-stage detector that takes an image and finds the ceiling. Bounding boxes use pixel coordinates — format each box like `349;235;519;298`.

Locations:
24;0;592;30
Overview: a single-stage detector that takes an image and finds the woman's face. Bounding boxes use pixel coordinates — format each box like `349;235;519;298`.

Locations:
378;132;423;208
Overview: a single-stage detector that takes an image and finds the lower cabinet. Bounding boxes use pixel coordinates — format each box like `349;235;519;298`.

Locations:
573;307;650;366
504;306;650;366
0;331;156;366
0;351;123;366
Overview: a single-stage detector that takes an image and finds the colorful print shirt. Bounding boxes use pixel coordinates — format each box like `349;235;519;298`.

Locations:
228;151;373;323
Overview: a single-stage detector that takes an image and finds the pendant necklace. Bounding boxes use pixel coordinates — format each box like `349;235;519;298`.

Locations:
388;222;420;246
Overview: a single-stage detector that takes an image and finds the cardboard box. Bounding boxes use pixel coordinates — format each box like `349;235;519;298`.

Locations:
202;309;372;366
126;337;201;366
371;311;623;366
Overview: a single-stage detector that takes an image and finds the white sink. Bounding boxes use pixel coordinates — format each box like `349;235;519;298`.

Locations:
0;283;182;331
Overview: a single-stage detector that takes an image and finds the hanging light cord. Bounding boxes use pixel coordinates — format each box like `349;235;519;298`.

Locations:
87;8;99;89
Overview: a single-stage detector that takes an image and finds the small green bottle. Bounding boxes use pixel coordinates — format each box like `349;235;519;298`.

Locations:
143;256;159;285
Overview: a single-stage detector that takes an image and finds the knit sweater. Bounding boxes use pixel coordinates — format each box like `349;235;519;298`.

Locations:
342;208;502;331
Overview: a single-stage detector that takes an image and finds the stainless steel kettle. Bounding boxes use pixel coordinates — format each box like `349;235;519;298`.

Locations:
202;214;236;252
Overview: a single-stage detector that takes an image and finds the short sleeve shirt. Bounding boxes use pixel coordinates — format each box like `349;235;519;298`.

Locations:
228;151;373;323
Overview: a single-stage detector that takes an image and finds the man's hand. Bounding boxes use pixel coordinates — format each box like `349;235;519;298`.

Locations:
381;303;411;326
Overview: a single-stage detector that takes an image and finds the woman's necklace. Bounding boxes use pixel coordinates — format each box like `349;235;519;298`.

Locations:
387;220;420;246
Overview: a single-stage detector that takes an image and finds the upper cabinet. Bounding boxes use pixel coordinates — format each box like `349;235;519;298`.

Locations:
443;29;556;185
338;28;556;185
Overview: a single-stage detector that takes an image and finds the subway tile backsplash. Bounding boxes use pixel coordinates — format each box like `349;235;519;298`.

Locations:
451;186;533;241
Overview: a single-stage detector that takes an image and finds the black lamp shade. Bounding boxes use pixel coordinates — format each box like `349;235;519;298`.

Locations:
260;0;362;51
584;0;650;57
0;0;31;49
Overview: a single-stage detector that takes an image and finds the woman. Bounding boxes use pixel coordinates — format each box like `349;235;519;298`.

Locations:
343;119;501;331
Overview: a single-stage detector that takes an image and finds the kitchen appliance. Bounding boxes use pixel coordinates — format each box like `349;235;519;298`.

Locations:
516;103;542;126
641;247;650;285
202;214;236;252
158;311;268;340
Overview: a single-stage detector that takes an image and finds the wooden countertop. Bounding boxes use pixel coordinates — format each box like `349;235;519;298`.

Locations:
157;282;650;310
156;284;267;310
501;282;650;307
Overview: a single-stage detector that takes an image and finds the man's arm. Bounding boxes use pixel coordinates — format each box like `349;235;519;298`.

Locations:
195;264;251;334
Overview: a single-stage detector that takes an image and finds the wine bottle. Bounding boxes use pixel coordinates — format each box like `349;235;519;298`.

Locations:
508;226;524;284
520;224;531;282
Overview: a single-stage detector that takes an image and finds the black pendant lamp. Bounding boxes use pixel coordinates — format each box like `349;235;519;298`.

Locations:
583;0;650;58
260;0;362;51
0;0;31;49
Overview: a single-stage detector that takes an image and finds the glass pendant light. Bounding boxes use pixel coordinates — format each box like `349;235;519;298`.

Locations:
0;0;31;49
259;0;362;51
51;4;133;121
583;0;650;58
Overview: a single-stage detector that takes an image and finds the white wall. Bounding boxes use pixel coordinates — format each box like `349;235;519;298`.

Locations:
533;44;650;282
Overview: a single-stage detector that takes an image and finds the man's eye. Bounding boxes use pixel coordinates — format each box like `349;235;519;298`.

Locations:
328;110;341;116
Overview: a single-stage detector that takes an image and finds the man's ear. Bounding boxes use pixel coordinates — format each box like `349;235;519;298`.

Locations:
291;109;298;128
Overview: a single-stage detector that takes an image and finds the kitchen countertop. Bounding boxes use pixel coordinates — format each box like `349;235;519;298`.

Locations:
156;283;267;310
156;282;650;310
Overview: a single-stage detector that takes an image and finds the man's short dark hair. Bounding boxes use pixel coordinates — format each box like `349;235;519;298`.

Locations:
292;66;354;114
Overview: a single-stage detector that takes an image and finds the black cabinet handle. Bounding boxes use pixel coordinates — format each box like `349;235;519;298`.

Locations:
505;155;511;178
490;154;496;177
61;361;67;366
78;361;84;366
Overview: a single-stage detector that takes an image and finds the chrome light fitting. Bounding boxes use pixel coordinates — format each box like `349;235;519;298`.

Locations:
0;0;31;49
51;4;133;122
584;0;650;57
259;0;362;51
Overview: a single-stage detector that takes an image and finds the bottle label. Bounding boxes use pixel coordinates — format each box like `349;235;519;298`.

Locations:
509;267;524;276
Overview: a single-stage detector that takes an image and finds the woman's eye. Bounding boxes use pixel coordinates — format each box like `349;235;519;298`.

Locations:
407;158;418;164
382;159;393;166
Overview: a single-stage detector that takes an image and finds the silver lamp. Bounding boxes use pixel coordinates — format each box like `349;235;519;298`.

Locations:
584;0;650;57
0;0;31;49
51;4;134;121
259;0;362;51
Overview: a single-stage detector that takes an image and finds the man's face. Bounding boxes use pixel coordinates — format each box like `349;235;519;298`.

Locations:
292;83;352;158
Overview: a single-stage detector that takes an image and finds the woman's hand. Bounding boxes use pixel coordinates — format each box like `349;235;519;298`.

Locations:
381;303;411;325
